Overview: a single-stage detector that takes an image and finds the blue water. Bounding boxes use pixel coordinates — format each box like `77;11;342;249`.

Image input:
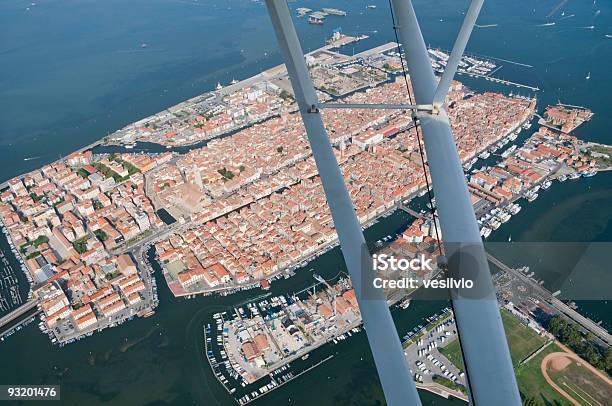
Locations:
1;0;612;403
2;0;611;174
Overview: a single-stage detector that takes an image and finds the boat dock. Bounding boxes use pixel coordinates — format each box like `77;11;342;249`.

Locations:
463;71;540;91
240;355;334;405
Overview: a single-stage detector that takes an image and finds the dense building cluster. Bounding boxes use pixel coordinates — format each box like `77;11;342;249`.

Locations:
110;82;291;146
544;105;593;133
0;150;166;335
468;127;597;207
153;79;534;294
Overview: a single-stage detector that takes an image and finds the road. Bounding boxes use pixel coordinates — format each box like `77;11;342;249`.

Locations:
0;299;38;329
487;253;612;346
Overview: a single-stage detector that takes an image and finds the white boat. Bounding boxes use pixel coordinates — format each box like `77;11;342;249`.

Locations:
541;180;552;189
526;192;538;202
480;227;491;238
501;145;517;158
582;170;596;178
478;150;491;159
509;203;521;215
488;219;501;230
495;210;511;223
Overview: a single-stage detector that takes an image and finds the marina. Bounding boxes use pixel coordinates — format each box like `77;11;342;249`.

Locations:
0;223;31;316
203;282;361;405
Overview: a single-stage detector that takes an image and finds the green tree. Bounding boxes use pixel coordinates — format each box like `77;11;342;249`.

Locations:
94;229;108;242
217;167;235;180
31;235;49;247
522;396;544;406
73;237;89;254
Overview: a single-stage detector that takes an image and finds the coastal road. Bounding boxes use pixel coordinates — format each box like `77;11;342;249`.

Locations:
487;253;612;346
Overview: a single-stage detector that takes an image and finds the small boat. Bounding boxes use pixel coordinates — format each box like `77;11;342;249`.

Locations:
508;203;521;215
582;170;596;178
478;150;491;159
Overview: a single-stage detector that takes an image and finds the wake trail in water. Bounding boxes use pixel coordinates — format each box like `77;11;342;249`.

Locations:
557;14;575;21
546;0;569;19
23;156;42;161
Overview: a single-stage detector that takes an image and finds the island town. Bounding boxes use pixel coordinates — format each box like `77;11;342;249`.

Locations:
0;37;611;404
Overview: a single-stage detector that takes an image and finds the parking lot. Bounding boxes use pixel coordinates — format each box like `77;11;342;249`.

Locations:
404;313;467;390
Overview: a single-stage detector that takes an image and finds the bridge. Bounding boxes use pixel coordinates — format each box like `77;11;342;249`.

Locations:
397;203;611;345
487;253;612;346
397;202;429;219
0;300;39;330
